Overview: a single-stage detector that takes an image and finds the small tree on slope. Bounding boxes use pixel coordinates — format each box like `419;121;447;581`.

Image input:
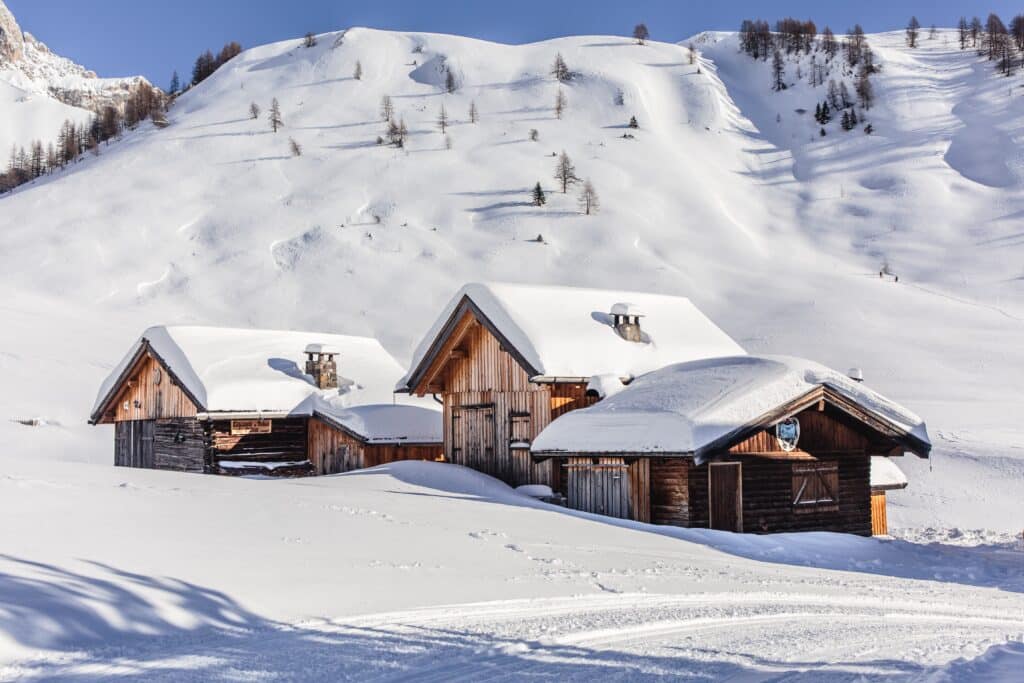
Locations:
269;99;283;133
532;182;546;206
771;50;786;91
578;179;599;215
633;24;650;45
554;151;578;193
554;89;567;119
906;17;920;48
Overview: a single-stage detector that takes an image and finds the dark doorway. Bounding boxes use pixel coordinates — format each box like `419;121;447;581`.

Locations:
709;462;743;532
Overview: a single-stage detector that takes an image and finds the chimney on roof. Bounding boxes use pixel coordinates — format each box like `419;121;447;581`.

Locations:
610;302;644;343
305;343;339;389
847;367;864;383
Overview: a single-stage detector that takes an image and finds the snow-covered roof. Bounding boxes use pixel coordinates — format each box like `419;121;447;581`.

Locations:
870;456;909;491
399;282;745;390
91;326;441;443
531;355;930;460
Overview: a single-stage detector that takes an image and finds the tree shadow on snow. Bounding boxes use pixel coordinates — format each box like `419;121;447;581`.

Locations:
2;553;971;681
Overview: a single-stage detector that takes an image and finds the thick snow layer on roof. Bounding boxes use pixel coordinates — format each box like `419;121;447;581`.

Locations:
532;355;930;458
871;456;909;490
400;282;745;388
92;326;440;442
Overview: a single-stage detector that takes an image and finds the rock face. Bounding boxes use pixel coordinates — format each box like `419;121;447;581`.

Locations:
0;0;24;64
0;0;158;113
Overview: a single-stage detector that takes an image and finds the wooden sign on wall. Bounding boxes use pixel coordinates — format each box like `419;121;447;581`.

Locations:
230;419;273;435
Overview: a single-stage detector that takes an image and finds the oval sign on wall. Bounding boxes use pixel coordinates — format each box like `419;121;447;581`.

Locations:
775;417;801;452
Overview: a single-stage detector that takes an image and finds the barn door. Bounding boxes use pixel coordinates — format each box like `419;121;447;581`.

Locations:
452;405;496;476
114;420;155;469
709;462;743;532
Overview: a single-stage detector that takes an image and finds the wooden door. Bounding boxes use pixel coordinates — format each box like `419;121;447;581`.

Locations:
709;462;743;532
452;405;496;477
114;420;155;469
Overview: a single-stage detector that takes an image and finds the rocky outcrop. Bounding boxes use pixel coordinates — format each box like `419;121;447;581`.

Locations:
0;0;24;64
0;0;159;113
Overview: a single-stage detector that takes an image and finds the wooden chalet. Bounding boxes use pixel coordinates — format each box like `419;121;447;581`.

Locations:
90;326;442;476
396;282;745;491
531;356;931;536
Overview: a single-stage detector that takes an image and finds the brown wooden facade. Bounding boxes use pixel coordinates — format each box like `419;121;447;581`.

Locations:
93;343;440;477
405;308;598;489
537;397;923;537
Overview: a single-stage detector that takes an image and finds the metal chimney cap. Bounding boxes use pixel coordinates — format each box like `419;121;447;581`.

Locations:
847;367;864;382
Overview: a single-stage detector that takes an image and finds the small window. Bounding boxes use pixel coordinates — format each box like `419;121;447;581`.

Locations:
509;411;531;449
792;462;839;513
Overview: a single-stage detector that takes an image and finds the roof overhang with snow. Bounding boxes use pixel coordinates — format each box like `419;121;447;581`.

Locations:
531;355;931;463
397;282;745;395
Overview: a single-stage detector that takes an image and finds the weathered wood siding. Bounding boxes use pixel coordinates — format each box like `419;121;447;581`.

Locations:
650;458;690;526
870;491;888;536
308;418;442;474
729;405;877;455
564;457;650;522
114;420;155;468
153;418;206;471
441;320;593;489
108;353;198;423
209;417;310;475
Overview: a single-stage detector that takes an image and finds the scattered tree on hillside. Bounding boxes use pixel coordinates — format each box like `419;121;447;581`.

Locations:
855;67;874;109
532;182;546;206
468;100;478;123
928;24;937;40
554;88;567;119
529;128;539;141
269;98;283;132
771;50;786;91
1012;15;1024;51
169;71;180;94
628;116;638;129
354;60;362;80
739;19;772;60
846;25;866;66
958;17;969;49
633;23;650;45
614;88;625;106
687;42;696;64
304;33;317;48
445;134;453;150
218;42;243;65
437;104;448;134
551;53;571;82
380;95;394;121
985;14;1007;61
386;118;408;147
445;68;457;93
578;179;599;215
821;27;837;58
839;81;852;108
554;151;578;193
970;17;982;47
289;138;302;156
249;102;261;119
191;42;242;86
906;17;920;48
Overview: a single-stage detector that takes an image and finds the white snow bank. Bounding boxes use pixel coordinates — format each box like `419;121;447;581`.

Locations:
532;355;930;458
91;325;441;443
399;282;744;388
515;484;554;499
871;456;908;490
217;460;309;470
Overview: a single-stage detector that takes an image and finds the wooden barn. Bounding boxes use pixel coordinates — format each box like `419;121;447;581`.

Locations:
531;356;930;536
396;282;745;490
90;326;442;476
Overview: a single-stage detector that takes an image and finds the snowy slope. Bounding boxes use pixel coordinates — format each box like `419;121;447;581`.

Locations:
0;457;1020;679
0;27;1021;533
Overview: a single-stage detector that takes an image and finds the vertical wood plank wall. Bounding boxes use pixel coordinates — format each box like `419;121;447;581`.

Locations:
870;491;888;535
442;321;595;490
109;354;198;422
564;457;650;522
308;418;443;474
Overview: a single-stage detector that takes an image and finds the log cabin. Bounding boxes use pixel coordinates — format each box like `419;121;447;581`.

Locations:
395;282;745;490
531;355;930;536
90;326;442;475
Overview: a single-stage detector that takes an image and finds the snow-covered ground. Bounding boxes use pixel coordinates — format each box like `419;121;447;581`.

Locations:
0;23;1022;679
0;459;1020;680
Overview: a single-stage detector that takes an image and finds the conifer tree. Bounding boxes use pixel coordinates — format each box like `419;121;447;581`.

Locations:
554;150;578;193
906;17;920;48
532;182;546;206
551;53;570;82
554;88;567;119
269;98;283;133
771;50;785;91
445;69;456;93
304;32;317;48
633;23;650;45
437;104;448;134
169;71;180;94
468;100;478;123
628;116;638;129
354;60;362;80
289;138;302;156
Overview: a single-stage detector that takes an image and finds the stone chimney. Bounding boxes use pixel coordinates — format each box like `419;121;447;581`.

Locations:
610;302;645;343
304;343;339;389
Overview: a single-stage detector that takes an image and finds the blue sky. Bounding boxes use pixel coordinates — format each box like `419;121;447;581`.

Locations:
8;1;1023;88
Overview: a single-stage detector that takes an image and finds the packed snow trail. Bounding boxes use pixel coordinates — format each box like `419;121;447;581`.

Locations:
0;460;1021;680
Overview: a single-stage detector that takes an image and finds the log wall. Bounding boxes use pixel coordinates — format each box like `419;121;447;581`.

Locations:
650;458;690;526
153;418;206;471
209;417;311;475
